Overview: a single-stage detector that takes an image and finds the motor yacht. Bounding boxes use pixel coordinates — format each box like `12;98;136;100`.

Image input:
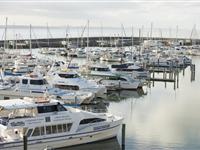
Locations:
0;97;123;150
46;70;107;98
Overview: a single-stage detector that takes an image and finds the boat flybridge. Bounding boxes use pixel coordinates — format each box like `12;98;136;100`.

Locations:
0;97;123;150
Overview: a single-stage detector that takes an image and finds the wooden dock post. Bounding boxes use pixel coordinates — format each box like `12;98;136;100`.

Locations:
174;71;176;90
23;135;27;150
190;64;195;81
152;69;155;87
183;67;185;76
163;68;165;79
177;70;179;88
122;124;126;150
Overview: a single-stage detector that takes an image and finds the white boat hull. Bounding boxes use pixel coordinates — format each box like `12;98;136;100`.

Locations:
0;121;122;150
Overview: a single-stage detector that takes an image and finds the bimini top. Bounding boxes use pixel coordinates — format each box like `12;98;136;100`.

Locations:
0;99;37;110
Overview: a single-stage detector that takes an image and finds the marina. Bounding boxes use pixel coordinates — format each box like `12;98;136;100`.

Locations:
0;40;199;149
0;1;200;150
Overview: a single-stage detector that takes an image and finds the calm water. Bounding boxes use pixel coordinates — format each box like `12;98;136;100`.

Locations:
54;56;200;150
107;56;200;150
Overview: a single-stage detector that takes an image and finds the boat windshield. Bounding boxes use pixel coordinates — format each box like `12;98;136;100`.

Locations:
37;103;67;114
30;79;48;85
58;73;80;78
96;67;110;72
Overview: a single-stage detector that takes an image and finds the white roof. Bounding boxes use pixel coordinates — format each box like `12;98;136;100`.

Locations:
0;99;37;110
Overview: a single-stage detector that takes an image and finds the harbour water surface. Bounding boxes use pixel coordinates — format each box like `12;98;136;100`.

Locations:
107;56;200;150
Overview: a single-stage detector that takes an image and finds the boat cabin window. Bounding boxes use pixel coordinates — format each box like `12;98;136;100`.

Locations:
58;73;79;78
32;127;40;136
96;68;110;71
26;129;33;137
55;84;79;90
52;125;57;134
57;124;63;133
80;118;106;125
30;123;72;137
46;123;72;134
30;79;48;85
37;105;57;113
89;67;110;71
41;126;45;135
119;77;127;81
37;103;67;114
22;79;28;84
46;126;52;134
63;124;67;132
57;103;67;111
105;76;127;81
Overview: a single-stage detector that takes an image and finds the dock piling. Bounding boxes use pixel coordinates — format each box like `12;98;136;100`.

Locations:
122;123;126;150
190;64;196;81
177;71;179;88
23;135;27;150
174;72;176;90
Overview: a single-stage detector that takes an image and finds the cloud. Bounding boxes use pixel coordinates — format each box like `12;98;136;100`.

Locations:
0;1;199;30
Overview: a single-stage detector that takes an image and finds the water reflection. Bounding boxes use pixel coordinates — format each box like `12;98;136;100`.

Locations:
57;137;121;150
108;57;200;149
106;88;146;101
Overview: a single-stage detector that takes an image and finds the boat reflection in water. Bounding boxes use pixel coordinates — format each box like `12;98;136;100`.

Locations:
106;88;146;101
57;137;121;150
80;88;146;113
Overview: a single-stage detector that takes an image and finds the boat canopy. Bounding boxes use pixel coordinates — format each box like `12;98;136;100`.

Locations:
0;99;37;110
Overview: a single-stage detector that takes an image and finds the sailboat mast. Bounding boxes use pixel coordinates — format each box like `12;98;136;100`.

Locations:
131;26;134;60
4;17;8;50
47;23;49;47
139;28;141;55
65;25;68;49
87;20;89;48
176;25;178;43
190;24;196;45
150;22;153;40
87;20;89;61
121;24;124;48
29;24;32;56
101;22;103;48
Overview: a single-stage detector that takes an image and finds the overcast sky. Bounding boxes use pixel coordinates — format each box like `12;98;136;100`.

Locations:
0;0;199;30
